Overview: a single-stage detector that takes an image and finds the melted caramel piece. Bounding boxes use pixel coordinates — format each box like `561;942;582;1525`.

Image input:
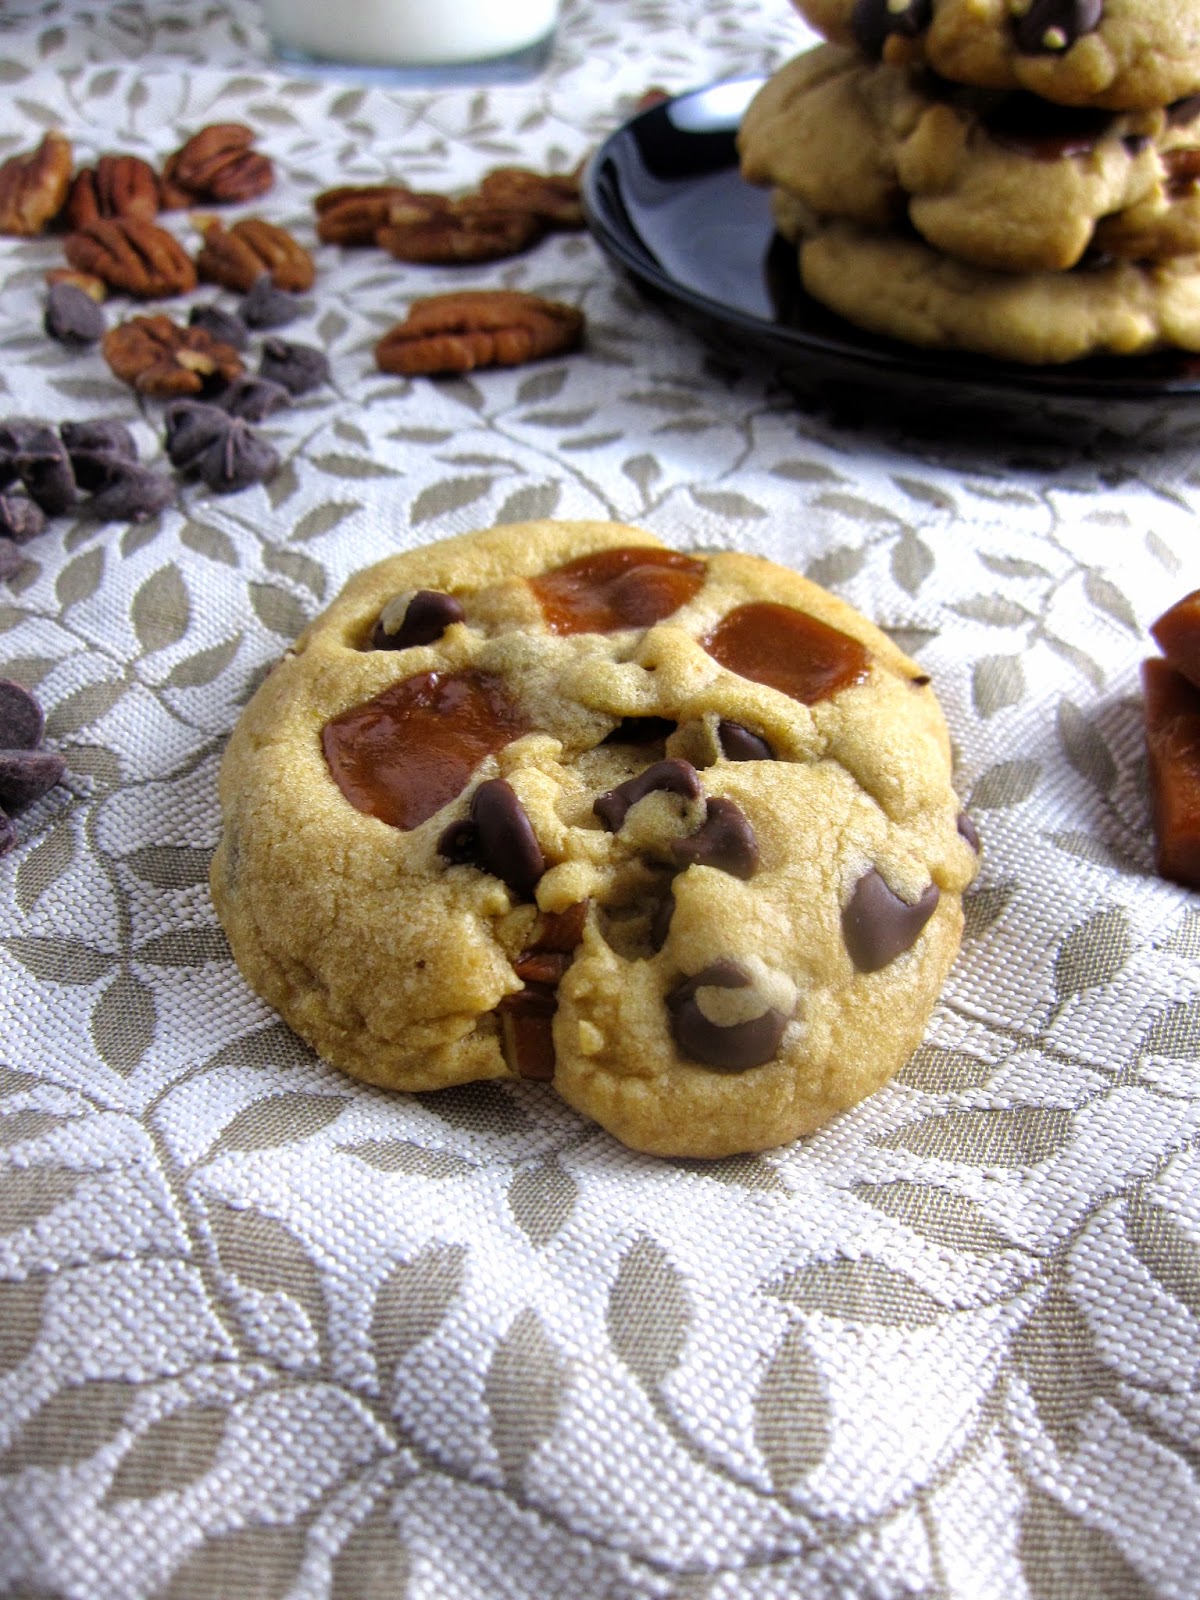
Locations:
322;669;531;830
702;602;869;704
530;546;705;634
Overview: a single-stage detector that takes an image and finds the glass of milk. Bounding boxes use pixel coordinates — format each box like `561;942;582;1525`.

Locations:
261;0;561;81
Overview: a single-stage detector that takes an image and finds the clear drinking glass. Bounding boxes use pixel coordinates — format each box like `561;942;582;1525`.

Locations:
261;0;561;83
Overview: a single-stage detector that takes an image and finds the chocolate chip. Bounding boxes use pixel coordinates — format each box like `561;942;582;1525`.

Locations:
851;0;931;56
163;400;278;493
602;716;677;745
438;777;545;898
372;589;465;651
842;868;940;973
44;281;106;347
0;493;46;544
0;747;65;814
594;758;702;832
83;462;175;523
1013;0;1103;55
666;959;788;1072
0;811;14;856
60;419;138;491
984;95;1114;159
239;274;305;330
717;719;774;761
671;796;759;880
497;984;558;1079
0;678;45;748
0;540;23;582
258;337;330;396
12;424;76;516
957;811;981;853
649;891;675;951
215;375;291;422
188;303;250;350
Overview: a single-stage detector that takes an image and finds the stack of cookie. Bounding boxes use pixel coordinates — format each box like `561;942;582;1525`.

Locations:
737;0;1200;363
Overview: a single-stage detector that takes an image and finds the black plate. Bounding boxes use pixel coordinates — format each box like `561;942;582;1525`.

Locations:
581;78;1200;446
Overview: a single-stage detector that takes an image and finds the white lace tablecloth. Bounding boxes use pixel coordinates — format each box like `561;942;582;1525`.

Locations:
1;3;1199;1597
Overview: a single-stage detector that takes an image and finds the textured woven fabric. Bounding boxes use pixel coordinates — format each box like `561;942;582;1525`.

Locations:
1;3;1198;1597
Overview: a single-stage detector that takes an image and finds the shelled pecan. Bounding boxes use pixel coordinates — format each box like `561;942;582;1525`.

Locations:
0;131;72;237
376;198;543;264
102;313;244;397
314;183;434;246
375;289;584;375
64;155;161;229
476;165;585;230
64;217;197;298
161;123;273;205
194;215;314;293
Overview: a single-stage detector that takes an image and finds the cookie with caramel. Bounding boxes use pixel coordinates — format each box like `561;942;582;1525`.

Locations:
211;522;979;1157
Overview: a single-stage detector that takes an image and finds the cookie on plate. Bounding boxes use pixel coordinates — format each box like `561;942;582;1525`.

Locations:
739;45;1200;273
211;521;979;1158
793;216;1200;362
791;0;1200;111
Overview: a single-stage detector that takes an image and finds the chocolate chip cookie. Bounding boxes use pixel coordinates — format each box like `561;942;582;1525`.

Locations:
792;0;1200;110
739;45;1200;273
211;521;978;1157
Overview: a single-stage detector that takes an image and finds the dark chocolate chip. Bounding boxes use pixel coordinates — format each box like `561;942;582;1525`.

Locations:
666;959;788;1072
1013;0;1103;55
215;375;291;422
851;0;931;56
438;777;545;899
60;419;138;491
717;719;774;761
842;868;939;973
258;337;330;396
0;747;65;814
957;811;981;853
649;891;675;952
0;678;45;749
239;274;306;330
188;302;250;350
0;493;47;544
372;589;465;651
163;401;278;493
83;462;175;523
0;540;23;582
13;425;76;516
983;95;1114;160
594;757;702;832
497;984;558;1079
44;282;106;347
601;716;677;745
671;796;759;880
0;810;14;856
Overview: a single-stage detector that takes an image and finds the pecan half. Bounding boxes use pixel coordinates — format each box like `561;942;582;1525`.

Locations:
477;165;585;230
64;217;197;298
377;197;543;263
162;123;273;205
65;155;161;230
0;131;72;237
375;289;584;375
102;313;244;397
314;183;431;246
194;215;315;293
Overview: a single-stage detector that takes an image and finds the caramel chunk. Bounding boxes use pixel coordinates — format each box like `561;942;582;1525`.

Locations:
531;546;705;635
1150;588;1200;693
703;602;869;704
322;669;531;830
1142;657;1200;890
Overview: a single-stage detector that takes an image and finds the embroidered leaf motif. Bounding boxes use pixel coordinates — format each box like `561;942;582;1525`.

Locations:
606;1237;691;1388
877;1106;1074;1167
890;528;934;596
507;1156;578;1247
410;475;495;525
1053;909;1133;1005
290;502;360;543
124;845;214;890
484;1308;568;1486
211;1093;348;1155
56;546;105;609
341;1140;475;1178
91;967;156;1075
208;1199;328;1364
132;565;190;654
1012;1287;1112;1455
159;1524;308;1600
371;1243;467;1387
250;582;309;639
804;545;864;587
43;679;125;737
135;927;230;967
106;1404;228;1502
895;1042;995;1092
4;936;116;985
973;655;1025;718
753;1324;830;1492
422;1081;531;1135
1018;1487;1155;1600
0;1379;132;1473
962;882;1017;939
1123;1194;1200;1320
330;1502;410;1600
263;547;326;599
0;1164;80;1233
15;819;75;914
164;635;242;689
1057;701;1117;795
0;1277;47;1373
771;1257;946;1325
969;761;1041;810
0;1109;69;1150
495;482;561;525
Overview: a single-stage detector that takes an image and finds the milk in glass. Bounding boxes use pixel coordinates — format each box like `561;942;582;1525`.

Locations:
262;0;560;68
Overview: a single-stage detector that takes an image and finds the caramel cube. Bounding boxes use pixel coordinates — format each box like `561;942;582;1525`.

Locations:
1143;656;1200;890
